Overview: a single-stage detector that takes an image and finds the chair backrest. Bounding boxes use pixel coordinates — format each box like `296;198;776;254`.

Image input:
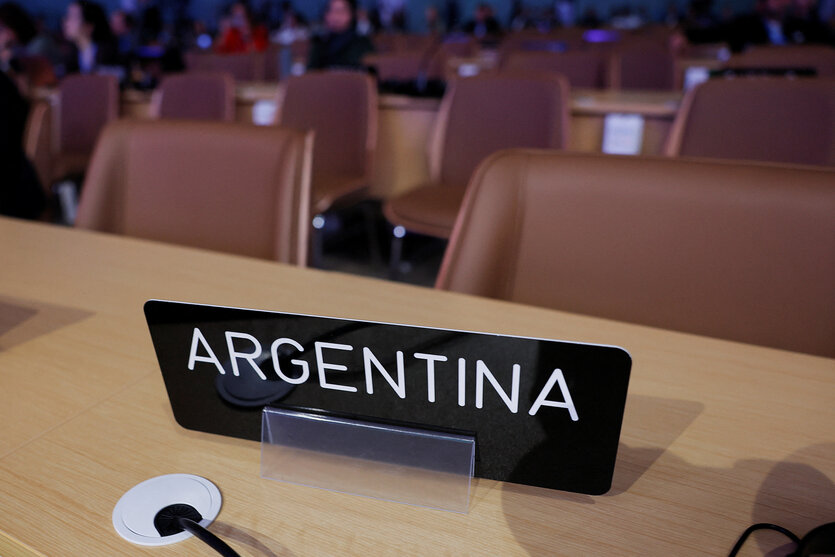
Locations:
276;71;377;186
724;45;835;77
500;50;609;88
155;72;235;121
59;74;118;155
23;100;52;190
75;120;313;265
184;51;265;81
429;74;569;188
665;77;835;166
437;150;835;357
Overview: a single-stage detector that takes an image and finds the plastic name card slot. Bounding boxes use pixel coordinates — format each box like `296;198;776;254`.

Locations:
261;407;475;513
602;113;645;155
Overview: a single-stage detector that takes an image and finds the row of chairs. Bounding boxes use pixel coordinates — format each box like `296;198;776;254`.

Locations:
72;119;835;358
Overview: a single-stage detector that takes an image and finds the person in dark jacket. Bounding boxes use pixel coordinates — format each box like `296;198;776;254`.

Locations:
0;69;45;219
308;0;375;70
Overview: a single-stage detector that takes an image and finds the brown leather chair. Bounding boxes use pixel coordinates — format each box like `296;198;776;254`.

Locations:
274;70;377;265
500;50;610;89
23;100;52;192
75;120;313;265
275;71;377;216
437;150;835;357
609;46;675;90
154;72;235;121
724;45;835;77
384;73;569;240
52;74;119;182
665;77;835;166
185;51;265;81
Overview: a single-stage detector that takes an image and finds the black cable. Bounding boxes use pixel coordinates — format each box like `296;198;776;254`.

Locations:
177;517;241;557
728;523;801;557
154;503;241;557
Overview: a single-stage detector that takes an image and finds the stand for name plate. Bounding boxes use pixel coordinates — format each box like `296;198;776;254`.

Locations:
260;407;476;513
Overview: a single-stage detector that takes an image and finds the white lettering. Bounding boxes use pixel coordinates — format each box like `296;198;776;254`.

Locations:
528;368;578;420
315;341;356;392
225;332;266;380
270;338;309;384
457;358;466;407
475;360;520;413
414;352;447;403
187;327;225;374
363;348;405;398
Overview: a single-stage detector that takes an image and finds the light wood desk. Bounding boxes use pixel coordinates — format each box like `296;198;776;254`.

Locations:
1;217;831;556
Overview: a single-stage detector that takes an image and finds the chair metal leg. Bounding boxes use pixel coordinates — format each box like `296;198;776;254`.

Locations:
360;202;383;267
310;214;326;268
54;180;78;225
388;226;406;280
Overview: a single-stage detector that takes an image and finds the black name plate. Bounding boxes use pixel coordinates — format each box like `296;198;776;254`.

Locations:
145;300;631;495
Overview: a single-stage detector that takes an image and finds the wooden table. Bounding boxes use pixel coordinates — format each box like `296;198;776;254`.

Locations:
1;217;831;556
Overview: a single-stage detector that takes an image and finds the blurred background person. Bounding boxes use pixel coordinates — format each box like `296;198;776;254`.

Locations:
464;3;502;39
308;0;374;70
215;2;268;53
109;9;136;59
62;0;120;74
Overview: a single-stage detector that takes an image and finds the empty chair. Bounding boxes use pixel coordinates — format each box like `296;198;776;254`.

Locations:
364;50;445;82
154;72;235;121
610;46;675;90
75;120;313;265
665;77;835;166
275;71;377;216
437;150;835;357
500;50;610;89
274;71;377;265
52;74;118;182
383;74;569;275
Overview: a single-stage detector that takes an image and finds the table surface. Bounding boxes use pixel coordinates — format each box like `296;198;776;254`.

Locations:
37;82;683;115
0;217;832;556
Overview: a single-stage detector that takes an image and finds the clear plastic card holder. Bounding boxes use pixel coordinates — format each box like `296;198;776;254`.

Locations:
261;407;475;513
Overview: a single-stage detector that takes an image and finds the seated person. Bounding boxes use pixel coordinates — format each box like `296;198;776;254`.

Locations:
0;69;45;219
308;0;374;70
62;0;120;74
215;2;268;53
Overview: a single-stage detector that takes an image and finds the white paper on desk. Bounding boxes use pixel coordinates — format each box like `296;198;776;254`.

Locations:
252;100;277;126
602;113;645;155
684;66;710;90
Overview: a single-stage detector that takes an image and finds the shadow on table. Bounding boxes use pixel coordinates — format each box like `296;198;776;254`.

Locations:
0;295;93;351
212;521;298;557
500;397;832;557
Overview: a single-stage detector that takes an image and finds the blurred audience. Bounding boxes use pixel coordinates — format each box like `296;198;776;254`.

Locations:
725;0;833;50
308;0;374;70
